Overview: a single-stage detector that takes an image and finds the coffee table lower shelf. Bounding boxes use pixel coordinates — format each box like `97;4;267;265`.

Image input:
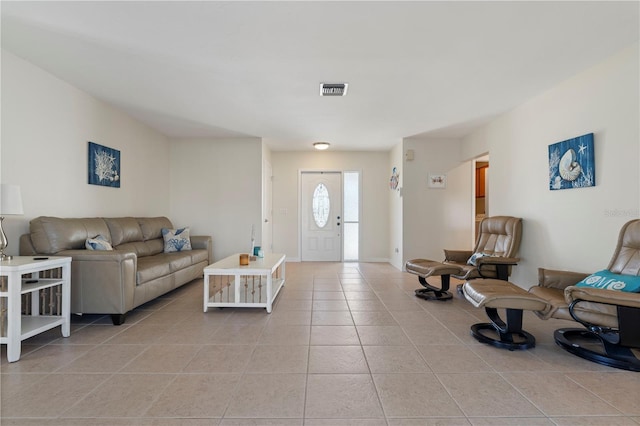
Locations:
203;253;286;313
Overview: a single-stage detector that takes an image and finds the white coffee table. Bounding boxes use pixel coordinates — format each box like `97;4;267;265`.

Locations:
203;253;286;313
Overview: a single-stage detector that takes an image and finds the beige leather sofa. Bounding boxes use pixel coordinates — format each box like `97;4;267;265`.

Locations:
20;216;212;325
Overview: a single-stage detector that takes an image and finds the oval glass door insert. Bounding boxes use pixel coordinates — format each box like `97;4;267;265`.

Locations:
312;183;330;228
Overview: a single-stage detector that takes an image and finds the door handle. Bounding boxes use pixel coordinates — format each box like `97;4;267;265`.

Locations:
337;222;341;226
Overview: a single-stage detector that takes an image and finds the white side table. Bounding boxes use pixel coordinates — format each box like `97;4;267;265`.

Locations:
0;256;72;362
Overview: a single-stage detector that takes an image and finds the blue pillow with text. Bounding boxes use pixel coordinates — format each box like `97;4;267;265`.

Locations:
575;269;640;293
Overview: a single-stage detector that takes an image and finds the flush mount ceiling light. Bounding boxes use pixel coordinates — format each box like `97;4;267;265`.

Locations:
313;142;330;150
319;83;348;96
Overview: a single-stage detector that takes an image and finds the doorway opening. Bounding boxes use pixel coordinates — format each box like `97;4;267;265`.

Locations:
474;155;489;239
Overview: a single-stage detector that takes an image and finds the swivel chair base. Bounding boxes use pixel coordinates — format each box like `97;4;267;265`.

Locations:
415;276;453;301
555;328;640;372
470;308;536;351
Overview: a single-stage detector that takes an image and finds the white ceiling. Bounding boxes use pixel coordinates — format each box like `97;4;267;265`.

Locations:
2;1;638;151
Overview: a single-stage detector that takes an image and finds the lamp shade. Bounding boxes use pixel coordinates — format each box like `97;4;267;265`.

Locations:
0;184;24;215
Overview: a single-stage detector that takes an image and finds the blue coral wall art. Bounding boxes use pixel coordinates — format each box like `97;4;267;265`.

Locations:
88;142;121;188
548;133;595;191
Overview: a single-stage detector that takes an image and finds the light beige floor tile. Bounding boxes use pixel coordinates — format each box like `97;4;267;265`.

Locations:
347;300;388;311
469;344;554;372
313;283;343;292
566;372;640;415
313;300;350;311
305;374;384;419
308;345;369;374
344;291;379;300
246;345;308;373
549;417;638;425
416;344;493;373
0;344;93;373
59;344;146;373
387;419;471;425
502;372;623;416
226;309;272;325
310;325;360;345
351;311;399;326
373;373;463;417
341;284;373;292
257;324;310;345
527;344;612;372
306;419;387;425
402;324;463;345
210;324;265;345
313;291;345;300
62;373;175;418
224;373;306;418
155;321;222;344
357;326;411;345
390;310;436;326
183;345;254;373
267;309;312;325
220;419;302;425
0;373;46;399
51;324;129;345
437;372;544;417
363;346;430;373
1;373;109;417
382;299;424;311
121;344;201;372
311;310;354;326
274;299;313;311
103;322;170;344
468;418;553;425
279;290;313;300
145;373;240;417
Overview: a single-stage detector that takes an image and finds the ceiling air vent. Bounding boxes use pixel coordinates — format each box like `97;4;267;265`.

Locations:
320;83;348;97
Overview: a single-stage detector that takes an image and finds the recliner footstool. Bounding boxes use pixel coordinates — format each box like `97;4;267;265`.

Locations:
405;259;463;301
462;278;551;350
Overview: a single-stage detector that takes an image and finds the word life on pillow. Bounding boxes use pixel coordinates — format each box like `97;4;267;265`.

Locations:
575;269;640;293
85;234;113;251
162;227;192;252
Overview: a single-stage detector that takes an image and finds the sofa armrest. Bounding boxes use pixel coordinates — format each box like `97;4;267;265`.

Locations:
57;249;137;315
538;268;589;290
191;235;213;264
444;249;473;263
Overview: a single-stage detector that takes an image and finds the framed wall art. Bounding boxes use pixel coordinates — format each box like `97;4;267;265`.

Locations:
548;133;594;190
88;141;121;188
428;173;446;189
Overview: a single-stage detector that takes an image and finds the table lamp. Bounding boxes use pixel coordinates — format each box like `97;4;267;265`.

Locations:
0;184;24;260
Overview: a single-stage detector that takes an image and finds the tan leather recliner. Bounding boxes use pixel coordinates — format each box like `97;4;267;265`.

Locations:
530;218;640;371
446;216;522;281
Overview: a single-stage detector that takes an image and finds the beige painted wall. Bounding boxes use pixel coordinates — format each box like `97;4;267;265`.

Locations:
402;138;472;264
462;43;640;287
271;151;390;262
1;50;171;255
169;138;263;261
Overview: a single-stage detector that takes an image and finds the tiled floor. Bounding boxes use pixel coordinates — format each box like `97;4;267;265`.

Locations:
2;262;639;425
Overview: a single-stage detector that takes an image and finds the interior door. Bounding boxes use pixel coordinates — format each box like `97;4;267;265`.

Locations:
262;160;273;254
301;171;342;261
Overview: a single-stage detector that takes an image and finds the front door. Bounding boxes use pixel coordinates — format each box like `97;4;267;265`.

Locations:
301;171;342;261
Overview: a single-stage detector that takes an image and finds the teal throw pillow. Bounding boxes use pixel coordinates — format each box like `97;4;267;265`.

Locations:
85;234;113;251
575;269;640;293
162;227;192;252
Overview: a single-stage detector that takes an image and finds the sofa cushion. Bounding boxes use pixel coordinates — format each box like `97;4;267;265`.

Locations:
162;227;192;252
30;216;110;254
190;249;209;264
85;235;113;251
136;256;172;284
105;217;144;246
138;217;173;241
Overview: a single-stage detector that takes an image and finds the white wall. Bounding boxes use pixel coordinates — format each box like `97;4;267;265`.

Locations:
462;43;640;287
1;50;171;255
388;143;404;269
402;138;472;264
271;151;390;262
169;138;263;261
